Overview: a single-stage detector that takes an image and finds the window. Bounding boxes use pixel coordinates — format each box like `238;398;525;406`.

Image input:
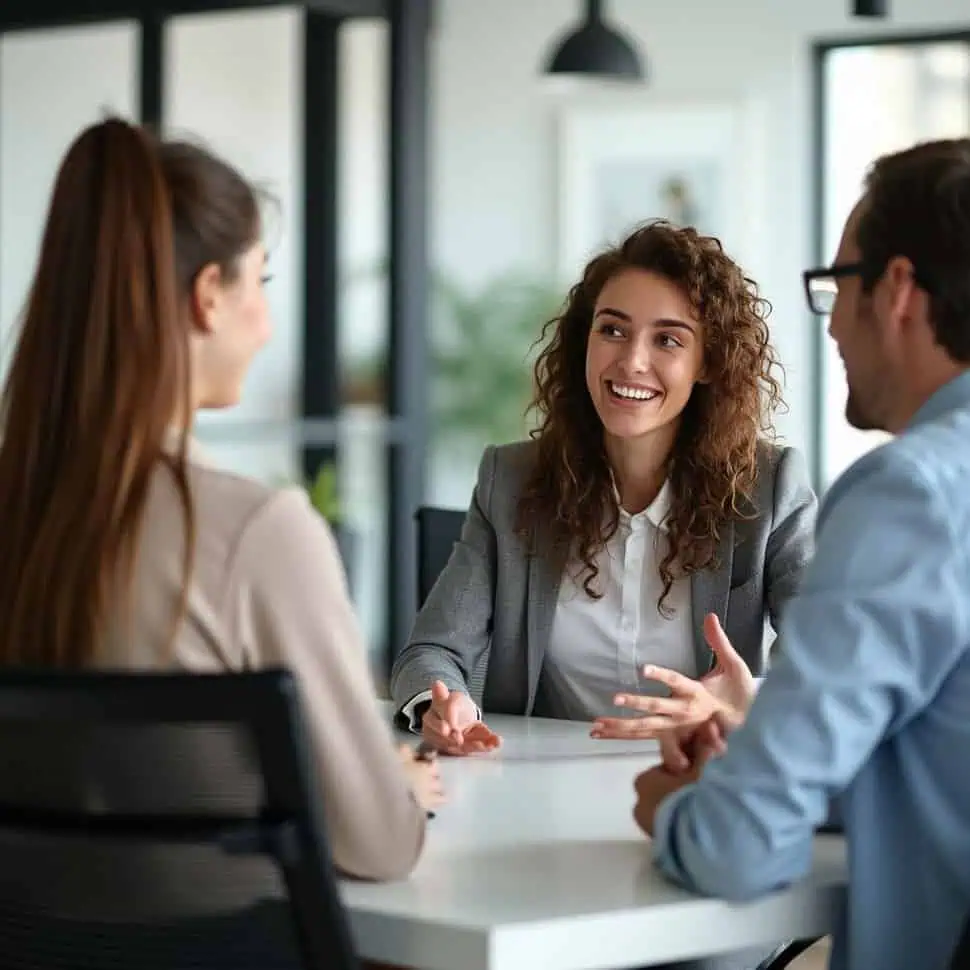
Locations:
814;35;970;488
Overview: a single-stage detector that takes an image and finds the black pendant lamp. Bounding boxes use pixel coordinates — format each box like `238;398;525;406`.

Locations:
542;0;644;82
852;0;888;15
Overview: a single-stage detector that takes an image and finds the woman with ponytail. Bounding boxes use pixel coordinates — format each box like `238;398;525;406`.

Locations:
0;118;439;885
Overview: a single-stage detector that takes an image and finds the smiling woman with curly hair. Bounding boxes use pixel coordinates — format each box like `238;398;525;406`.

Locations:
392;221;817;759
522;221;785;616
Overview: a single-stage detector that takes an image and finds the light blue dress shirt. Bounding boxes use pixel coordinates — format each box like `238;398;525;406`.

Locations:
653;370;970;970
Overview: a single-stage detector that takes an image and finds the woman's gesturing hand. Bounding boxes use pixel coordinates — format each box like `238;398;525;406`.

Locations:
591;613;755;740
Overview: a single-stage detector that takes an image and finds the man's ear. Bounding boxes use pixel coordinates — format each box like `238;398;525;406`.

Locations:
189;263;224;335
882;255;920;333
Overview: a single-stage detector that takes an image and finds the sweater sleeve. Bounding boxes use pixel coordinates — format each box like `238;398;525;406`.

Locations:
227;486;425;881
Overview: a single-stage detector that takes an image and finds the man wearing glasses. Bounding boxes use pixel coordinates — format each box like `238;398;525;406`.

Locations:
633;139;970;970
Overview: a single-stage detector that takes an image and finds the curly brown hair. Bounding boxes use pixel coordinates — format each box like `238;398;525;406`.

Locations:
517;220;784;614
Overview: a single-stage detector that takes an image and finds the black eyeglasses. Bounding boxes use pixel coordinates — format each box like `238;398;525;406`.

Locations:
802;262;864;316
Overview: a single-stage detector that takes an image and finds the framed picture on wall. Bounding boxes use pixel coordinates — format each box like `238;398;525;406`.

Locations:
556;100;757;281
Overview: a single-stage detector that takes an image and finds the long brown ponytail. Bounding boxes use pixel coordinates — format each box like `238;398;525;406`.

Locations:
0;119;194;668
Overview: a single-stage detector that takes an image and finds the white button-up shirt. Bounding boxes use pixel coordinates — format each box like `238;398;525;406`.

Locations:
541;480;696;721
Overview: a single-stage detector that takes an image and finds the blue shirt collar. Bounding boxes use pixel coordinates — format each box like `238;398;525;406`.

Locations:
908;370;970;429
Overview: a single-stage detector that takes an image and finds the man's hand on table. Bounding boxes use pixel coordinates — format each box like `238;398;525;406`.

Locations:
659;707;741;775
632;706;743;837
421;680;502;756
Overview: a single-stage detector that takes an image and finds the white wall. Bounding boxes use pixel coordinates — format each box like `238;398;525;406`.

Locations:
0;21;137;357
430;0;970;491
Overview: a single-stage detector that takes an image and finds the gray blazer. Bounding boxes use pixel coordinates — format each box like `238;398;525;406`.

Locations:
391;439;817;721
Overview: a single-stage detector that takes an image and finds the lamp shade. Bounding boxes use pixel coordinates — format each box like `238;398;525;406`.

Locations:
542;0;644;82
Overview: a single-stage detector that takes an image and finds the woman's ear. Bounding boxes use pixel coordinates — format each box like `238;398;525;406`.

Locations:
189;263;224;335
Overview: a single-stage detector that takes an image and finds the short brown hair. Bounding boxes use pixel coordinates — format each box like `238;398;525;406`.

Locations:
858;138;970;361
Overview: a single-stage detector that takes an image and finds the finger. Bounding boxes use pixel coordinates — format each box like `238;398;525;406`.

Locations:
659;733;692;774
695;725;721;754
694;740;721;771
591;716;675;739
463;734;499;753
464;733;495;751
698;716;724;743
414;741;438;762
464;722;501;745
614;693;695;720
693;722;729;762
438;742;471;757
430;680;450;704
421;710;454;746
716;706;743;733
444;695;473;733
435;728;495;757
703;613;743;670
462;721;496;741
641;665;703;697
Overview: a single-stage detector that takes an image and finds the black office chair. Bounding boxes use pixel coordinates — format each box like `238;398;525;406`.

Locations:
950;911;970;967
759;938;819;969
414;505;488;702
760;904;970;970
415;505;467;606
0;669;359;970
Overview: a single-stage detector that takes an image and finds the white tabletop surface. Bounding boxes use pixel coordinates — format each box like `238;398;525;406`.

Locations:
341;706;846;970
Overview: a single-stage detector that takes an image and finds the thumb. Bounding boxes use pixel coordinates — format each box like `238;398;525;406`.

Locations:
703;613;742;669
712;706;742;737
430;680;450;706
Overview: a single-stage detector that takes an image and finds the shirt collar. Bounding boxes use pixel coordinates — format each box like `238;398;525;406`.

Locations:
643;478;673;531
611;471;673;532
908;369;970;430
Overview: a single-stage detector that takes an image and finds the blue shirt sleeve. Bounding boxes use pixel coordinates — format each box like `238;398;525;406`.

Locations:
652;446;970;900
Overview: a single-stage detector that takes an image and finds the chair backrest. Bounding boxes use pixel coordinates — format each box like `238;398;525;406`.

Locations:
414;505;490;702
415;505;466;606
951;909;970;968
0;669;359;970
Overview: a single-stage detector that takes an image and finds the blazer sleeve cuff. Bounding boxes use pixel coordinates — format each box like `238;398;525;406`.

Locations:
399;689;483;734
400;689;434;733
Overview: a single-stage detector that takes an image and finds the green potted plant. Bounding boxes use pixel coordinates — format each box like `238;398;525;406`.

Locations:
340;264;564;441
430;272;564;449
306;460;356;591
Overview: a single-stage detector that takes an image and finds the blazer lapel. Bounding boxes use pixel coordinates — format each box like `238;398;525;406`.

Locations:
525;536;567;713
689;521;735;675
